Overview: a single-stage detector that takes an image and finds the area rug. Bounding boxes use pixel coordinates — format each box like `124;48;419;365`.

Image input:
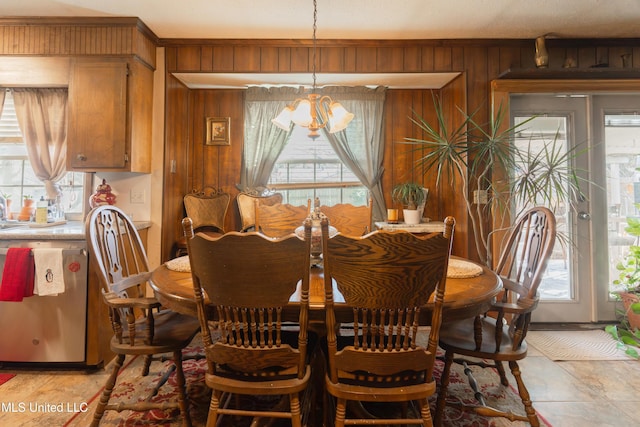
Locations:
526;329;632;361
65;336;550;427
0;373;15;386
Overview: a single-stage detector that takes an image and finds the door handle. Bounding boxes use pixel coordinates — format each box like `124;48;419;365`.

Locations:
578;211;591;220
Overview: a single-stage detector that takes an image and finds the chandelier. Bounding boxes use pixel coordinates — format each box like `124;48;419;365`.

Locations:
272;0;354;138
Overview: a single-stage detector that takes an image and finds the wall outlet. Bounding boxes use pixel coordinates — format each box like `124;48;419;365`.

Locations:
474;189;488;204
130;189;145;204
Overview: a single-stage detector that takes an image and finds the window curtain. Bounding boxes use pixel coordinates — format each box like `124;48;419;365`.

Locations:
0;89;5;118
12;88;68;200
239;86;305;193
322;86;387;222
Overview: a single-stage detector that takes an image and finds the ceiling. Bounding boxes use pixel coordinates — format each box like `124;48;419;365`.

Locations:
1;0;640;40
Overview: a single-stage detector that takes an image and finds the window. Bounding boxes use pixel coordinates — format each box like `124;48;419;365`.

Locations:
268;125;367;206
0;90;86;219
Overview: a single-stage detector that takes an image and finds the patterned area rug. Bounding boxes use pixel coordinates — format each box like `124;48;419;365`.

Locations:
527;330;632;361
0;373;15;387
65;335;550;427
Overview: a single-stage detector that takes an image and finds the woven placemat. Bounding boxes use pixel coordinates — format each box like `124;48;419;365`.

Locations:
166;255;191;272
446;258;483;278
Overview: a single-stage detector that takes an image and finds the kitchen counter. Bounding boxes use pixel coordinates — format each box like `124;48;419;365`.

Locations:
0;220;152;240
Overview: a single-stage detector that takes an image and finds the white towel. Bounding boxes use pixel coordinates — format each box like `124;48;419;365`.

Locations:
33;248;65;296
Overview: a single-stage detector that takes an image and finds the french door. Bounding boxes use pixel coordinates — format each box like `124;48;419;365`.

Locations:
510;93;640;323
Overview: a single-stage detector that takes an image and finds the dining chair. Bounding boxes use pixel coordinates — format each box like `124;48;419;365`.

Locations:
321;216;455;427
254;199;311;238
435;206;556;427
174;187;230;257
320;196;373;237
182;217;313;427
236;191;283;232
85;205;200;427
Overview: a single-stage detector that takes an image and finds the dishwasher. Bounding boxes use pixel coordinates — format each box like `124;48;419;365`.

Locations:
0;239;88;364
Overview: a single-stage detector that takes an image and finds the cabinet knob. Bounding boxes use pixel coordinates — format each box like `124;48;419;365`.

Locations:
77;154;87;161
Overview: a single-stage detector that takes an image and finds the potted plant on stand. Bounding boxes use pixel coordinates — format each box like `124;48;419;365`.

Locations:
391;182;428;225
606;210;640;358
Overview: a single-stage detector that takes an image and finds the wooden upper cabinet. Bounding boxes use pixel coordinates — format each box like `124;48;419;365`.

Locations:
67;57;153;172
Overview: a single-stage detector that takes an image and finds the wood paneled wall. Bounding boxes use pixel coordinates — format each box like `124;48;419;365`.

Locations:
0;17;157;69
161;38;640;262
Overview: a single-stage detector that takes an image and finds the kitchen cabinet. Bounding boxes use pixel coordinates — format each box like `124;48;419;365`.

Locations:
67;57;153;172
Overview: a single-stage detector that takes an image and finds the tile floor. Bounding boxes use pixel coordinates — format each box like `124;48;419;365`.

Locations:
1;327;639;427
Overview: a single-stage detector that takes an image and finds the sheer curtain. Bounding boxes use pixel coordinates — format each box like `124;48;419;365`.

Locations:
0;89;5;118
12;88;68;200
239;86;304;192
323;86;387;221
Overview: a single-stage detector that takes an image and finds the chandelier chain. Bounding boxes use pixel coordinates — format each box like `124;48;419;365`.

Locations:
312;0;317;92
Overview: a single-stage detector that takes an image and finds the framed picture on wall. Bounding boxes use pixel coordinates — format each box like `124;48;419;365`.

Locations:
205;117;230;146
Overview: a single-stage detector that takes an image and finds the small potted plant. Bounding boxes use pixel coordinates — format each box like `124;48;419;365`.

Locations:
18;195;35;221
391;182;427;225
606;210;640;358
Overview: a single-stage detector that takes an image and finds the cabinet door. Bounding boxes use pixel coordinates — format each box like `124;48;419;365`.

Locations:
68;59;128;170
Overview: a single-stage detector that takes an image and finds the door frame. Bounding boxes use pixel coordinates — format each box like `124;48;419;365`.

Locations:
492;79;640;322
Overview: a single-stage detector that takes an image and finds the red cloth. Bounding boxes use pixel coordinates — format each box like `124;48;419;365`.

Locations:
0;248;35;302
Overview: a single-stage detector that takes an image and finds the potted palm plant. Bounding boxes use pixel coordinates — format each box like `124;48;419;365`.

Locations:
391;182;428;225
401;93;585;267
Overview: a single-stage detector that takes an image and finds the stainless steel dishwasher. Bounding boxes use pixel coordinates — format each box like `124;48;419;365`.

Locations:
0;239;88;363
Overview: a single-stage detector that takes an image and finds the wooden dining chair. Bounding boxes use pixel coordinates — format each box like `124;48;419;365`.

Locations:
320;196;373;237
236;191;283;232
254;199;311;238
85;205;200;427
321;216;455;427
182;217;313;427
435;206;556;427
175;187;230;257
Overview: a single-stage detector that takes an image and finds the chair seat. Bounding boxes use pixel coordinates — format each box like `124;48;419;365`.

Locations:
438;315;528;361
111;309;200;355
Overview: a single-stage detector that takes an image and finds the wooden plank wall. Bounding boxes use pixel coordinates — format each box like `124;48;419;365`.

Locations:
0;18;635;261
161;38;640;262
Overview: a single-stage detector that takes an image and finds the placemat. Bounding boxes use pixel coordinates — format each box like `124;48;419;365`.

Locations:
166;255;191;272
447;258;483;278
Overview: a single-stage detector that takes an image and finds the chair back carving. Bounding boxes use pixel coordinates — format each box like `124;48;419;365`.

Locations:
254;200;311;238
322;216;455;390
183;217;313;425
320;197;373;236
492;206;557;349
183;186;230;233
236;191;283;231
86;205;156;345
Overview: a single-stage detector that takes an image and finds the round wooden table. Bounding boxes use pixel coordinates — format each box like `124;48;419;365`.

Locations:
150;256;502;324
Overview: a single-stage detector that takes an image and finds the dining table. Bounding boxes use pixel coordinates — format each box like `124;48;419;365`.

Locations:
150;256;502;326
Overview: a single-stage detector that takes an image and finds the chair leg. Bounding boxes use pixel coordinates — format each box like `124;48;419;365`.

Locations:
434;350;453;427
495;360;509;386
172;350;192;427
206;389;223;427
420;397;434;427
141;354;152;376
290;392;302;427
90;354;125;427
508;360;540;427
334;398;347;427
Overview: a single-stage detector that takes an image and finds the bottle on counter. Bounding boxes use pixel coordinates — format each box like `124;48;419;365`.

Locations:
36;196;48;224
